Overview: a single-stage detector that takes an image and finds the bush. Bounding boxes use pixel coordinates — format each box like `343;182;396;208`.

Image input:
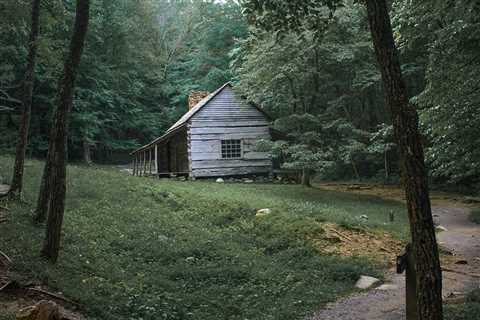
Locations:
445;289;480;320
469;209;480;224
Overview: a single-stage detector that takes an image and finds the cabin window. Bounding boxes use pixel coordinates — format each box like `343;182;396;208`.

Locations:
221;139;242;159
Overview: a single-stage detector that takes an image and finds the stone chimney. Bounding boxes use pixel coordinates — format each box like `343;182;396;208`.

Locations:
188;91;209;110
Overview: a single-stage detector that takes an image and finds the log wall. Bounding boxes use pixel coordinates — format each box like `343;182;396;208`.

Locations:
188;86;272;177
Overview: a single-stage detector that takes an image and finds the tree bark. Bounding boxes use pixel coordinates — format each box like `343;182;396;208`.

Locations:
40;0;90;263
8;0;41;198
83;138;92;164
384;145;389;183
365;1;443;319
350;155;361;181
301;169;312;187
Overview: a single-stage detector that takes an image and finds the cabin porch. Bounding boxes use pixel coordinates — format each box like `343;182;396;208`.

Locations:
131;128;189;177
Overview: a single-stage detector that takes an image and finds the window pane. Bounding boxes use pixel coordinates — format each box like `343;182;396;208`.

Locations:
221;139;242;159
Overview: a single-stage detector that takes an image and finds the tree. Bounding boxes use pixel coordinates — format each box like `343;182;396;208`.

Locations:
368;123;396;183
242;0;443;318
393;0;480;187
8;0;41;198
38;0;90;262
365;1;442;317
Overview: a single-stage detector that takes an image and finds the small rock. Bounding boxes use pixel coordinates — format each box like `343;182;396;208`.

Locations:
243;179;254;184
16;300;61;320
185;257;196;263
359;215;369;220
376;284;398;291
355;275;380;289
435;225;448;232
256;208;272;217
216;178;224;183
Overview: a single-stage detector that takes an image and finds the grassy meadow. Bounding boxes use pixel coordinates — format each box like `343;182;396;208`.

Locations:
0;156;409;319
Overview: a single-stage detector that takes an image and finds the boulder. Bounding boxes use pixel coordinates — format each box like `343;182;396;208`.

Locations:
256;208;272;217
435;225;448;232
16;300;61;320
216;178;224;183
376;283;398;291
355;275;380;289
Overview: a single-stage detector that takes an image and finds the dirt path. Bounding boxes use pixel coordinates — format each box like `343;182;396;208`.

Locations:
308;205;480;320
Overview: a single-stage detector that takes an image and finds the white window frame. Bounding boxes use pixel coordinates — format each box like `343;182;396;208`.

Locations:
221;139;243;159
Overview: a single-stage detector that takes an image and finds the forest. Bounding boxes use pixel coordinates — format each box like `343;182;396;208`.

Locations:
0;0;479;320
1;0;478;187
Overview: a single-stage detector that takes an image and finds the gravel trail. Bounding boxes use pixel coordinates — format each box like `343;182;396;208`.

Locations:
308;206;480;320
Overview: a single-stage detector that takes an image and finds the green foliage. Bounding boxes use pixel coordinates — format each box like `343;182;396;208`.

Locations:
0;314;15;320
445;289;480;320
470;208;480;225
235;3;397;181
0;0;247;162
394;0;480;186
0;156;408;319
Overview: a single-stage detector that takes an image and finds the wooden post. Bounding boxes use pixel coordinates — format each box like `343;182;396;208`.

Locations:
154;144;158;175
149;148;152;175
139;152;143;176
143;151;147;176
397;244;418;320
136;153;140;176
132;154;136;176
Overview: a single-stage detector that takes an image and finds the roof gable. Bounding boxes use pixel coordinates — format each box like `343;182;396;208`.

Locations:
166;82;232;134
132;82;268;154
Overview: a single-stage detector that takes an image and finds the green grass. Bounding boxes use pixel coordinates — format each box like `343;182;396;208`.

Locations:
445;289;480;320
0;156;408;320
469;208;480;224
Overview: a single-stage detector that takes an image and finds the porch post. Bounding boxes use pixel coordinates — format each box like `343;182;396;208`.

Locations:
143;151;147;176
132;154;136;176
149;148;152;175
154;144;158;175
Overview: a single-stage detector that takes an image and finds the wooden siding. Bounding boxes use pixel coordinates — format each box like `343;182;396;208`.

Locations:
188;86;272;178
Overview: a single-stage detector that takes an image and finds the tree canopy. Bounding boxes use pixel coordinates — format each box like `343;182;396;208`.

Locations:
1;0;479;189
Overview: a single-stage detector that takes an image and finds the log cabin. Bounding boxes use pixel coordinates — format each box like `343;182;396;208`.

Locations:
130;82;273;178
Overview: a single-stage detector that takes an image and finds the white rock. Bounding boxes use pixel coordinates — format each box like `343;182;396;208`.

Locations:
355;275;380;289
216;178;224;183
256;208;272;217
436;225;448;232
376;284;398;291
244;179;254;183
359;214;369;220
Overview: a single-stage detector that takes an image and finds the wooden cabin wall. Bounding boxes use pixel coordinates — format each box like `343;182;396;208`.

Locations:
157;144;169;174
188;86;272;177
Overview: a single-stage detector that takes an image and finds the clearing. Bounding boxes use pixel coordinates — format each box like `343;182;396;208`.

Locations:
0;156;408;319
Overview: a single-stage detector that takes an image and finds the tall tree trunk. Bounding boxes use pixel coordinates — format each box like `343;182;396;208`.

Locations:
301;169;312;187
40;0;90;263
8;0;41;198
83;138;92;164
365;1;443;319
34;156;52;223
350;155;361;181
384;146;389;184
